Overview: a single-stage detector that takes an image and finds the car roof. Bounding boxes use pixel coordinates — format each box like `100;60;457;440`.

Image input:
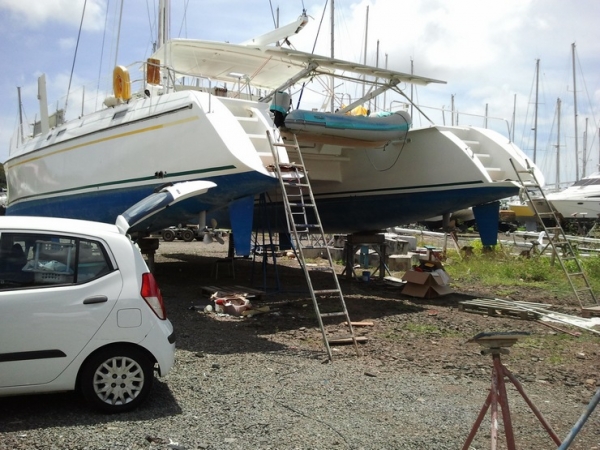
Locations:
0;216;122;238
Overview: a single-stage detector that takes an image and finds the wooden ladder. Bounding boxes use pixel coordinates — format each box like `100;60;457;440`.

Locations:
267;131;360;360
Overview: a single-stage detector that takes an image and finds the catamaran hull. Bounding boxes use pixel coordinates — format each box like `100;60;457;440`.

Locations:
5;91;282;233
236;182;519;234
210;125;527;235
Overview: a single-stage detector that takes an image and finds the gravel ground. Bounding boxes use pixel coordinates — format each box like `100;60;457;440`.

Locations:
1;239;599;450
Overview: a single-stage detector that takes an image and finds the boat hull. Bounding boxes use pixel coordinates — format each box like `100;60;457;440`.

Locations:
5;91;281;232
236;182;519;234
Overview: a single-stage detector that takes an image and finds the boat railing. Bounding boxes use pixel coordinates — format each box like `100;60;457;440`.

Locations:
410;104;513;138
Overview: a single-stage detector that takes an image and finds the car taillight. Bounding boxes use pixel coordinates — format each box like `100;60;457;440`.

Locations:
141;272;167;319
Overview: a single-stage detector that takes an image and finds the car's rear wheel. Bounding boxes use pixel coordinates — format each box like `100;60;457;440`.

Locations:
80;346;154;413
181;229;194;242
162;229;175;242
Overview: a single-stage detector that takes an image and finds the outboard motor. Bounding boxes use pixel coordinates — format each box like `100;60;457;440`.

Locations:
270;91;291;128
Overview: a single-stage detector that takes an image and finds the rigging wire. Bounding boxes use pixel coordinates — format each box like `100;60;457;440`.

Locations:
96;0;111;109
64;0;88;116
177;0;190;38
268;0;277;28
296;0;329;110
146;0;156;50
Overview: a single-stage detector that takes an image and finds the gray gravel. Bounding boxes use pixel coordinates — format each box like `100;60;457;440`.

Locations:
0;346;594;449
1;240;598;449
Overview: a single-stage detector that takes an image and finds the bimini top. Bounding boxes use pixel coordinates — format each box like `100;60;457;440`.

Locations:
150;39;446;92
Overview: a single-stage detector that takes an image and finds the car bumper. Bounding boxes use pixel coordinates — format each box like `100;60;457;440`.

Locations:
141;319;176;377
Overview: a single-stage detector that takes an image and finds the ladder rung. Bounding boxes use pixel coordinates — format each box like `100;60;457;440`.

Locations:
314;289;341;296
567;272;585;277
283;182;309;187
273;142;300;148
279;162;304;169
320;312;347;318
290;203;315;207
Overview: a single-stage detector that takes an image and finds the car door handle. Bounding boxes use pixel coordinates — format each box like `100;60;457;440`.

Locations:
83;295;108;305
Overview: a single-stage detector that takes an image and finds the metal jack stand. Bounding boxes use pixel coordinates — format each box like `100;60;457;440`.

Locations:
462;332;562;450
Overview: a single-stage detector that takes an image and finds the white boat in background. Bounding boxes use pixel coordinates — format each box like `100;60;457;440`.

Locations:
539;172;600;220
4;1;542;253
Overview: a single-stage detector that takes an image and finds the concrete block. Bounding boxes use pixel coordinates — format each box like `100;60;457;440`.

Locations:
387;255;413;272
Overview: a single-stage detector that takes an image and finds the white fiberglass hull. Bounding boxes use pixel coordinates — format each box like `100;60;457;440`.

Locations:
239;125;536;233
545;174;600;219
5;91;283;231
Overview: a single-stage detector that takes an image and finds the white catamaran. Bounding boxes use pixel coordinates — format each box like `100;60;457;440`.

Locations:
5;1;542;253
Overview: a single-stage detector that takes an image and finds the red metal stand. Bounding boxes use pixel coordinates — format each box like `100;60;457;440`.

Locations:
463;337;562;450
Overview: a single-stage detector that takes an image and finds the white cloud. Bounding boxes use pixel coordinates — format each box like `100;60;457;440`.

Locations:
0;0;105;31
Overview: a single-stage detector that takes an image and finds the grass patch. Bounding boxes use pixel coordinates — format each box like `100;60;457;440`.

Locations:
444;242;600;300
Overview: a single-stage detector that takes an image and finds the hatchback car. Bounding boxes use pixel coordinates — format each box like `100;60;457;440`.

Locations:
0;181;215;412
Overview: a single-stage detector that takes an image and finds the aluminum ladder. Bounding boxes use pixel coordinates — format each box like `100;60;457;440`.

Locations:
267;130;360;360
510;159;599;312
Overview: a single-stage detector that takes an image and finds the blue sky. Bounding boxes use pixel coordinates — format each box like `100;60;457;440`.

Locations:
1;0;599;186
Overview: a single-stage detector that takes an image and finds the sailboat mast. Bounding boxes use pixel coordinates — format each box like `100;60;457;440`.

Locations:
511;94;516;142
556;98;561;189
572;42;579;181
158;0;170;48
330;0;335;112
362;6;369;98
533;59;539;164
583;118;588;177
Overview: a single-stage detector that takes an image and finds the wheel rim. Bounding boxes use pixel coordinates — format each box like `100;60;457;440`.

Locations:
92;356;145;406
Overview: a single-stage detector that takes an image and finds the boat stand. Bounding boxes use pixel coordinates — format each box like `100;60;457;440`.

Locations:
462;332;562;450
341;233;389;280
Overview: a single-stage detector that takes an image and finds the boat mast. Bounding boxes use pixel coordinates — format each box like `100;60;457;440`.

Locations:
583;117;588;177
17;87;24;145
511;94;516;142
555;98;561;189
157;0;170;90
158;0;170;48
533;58;539;164
330;0;334;112
361;6;369;99
572;42;579;181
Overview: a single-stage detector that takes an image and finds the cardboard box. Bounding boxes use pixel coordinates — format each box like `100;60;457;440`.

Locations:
401;270;453;298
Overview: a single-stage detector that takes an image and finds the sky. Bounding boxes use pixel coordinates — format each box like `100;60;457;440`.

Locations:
1;0;599;186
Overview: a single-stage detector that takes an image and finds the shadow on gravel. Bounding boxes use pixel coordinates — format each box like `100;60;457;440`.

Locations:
152;251;484;358
0;379;181;433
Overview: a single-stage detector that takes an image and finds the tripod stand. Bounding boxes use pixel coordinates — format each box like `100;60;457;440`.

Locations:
462;332;562;450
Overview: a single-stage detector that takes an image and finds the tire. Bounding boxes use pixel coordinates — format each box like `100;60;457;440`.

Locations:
181;229;194;242
80;346;154;413
162;229;175;242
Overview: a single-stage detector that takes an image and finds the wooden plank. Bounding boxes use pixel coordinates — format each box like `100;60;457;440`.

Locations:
458;300;540;320
328;336;368;345
581;305;600;318
200;285;265;300
343;321;374;327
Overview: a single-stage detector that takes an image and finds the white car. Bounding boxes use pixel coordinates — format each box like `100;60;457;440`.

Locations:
0;181;215;412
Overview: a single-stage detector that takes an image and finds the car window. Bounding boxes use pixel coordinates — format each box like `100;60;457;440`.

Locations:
0;233;113;289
